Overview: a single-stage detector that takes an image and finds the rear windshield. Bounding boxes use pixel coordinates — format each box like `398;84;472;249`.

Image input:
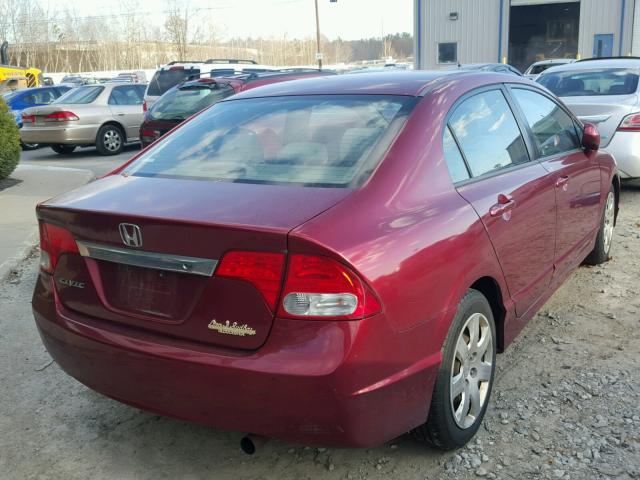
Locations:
538;68;640;96
124;95;415;188
529;64;554;75
55;86;104;104
148;83;236;121
147;68;201;96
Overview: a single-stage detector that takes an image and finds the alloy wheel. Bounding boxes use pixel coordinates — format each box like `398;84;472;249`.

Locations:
450;312;493;429
103;129;122;152
603;191;615;255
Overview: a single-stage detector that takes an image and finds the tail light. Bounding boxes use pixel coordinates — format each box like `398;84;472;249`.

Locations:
45;111;79;122
143;100;148;112
279;254;381;320
216;251;285;312
22;113;35;124
39;222;79;273
617;113;640;132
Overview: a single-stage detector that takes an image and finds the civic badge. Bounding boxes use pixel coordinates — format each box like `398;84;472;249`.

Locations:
208;319;256;336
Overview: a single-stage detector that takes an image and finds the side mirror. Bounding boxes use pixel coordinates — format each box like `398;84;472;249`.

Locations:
582;122;600;151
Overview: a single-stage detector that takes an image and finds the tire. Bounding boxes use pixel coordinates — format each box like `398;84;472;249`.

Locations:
21;142;40;151
412;289;497;450
96;124;124;156
585;185;615;266
51;145;76;155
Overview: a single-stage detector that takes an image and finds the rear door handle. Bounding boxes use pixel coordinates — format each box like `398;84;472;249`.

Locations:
116;113;125;116
490;194;516;218
556;175;569;189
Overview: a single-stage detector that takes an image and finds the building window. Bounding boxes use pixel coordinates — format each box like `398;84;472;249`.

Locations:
438;42;457;64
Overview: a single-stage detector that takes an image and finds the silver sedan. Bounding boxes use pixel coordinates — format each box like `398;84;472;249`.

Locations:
20;83;147;156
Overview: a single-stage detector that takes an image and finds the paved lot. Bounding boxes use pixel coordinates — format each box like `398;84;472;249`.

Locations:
0;169;638;479
20;144;140;177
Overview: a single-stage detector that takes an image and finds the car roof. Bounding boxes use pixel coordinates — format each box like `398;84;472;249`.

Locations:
228;70;491;99
542;58;640;73
530;59;574;66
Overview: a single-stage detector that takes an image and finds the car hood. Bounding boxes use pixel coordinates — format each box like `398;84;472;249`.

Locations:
560;93;639;147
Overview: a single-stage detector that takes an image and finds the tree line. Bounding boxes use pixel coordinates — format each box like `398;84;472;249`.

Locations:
0;0;413;73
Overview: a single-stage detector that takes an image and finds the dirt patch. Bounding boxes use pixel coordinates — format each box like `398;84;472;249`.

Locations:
0;184;638;480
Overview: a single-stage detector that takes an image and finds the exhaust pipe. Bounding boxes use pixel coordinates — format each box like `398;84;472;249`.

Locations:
0;41;8;65
240;434;268;455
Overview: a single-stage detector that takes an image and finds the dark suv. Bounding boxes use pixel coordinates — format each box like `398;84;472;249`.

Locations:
140;69;335;147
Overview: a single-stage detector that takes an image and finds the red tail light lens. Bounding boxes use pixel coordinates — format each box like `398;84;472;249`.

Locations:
45;111;79;122
39;223;79;273
279;254;381;320
618;113;640;132
143;100;148;112
22;113;35;124
216;251;285;312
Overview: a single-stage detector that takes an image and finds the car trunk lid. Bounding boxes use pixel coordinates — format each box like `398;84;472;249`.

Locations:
39;174;352;350
561;93;638;147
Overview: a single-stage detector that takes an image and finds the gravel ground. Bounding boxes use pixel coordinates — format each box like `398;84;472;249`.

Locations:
0;183;638;480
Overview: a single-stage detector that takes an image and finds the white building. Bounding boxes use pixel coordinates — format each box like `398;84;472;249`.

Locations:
414;0;639;72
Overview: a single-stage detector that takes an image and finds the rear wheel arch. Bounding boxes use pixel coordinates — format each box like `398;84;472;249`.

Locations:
99;121;127;142
469;277;506;353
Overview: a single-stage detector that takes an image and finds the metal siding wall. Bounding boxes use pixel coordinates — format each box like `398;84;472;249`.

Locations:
634;0;640;54
420;0;501;69
578;0;625;58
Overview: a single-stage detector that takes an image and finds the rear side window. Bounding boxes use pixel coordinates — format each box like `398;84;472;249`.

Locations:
55;86;104;104
147;68;200;96
443;127;470;183
124;95;415;188
108;85;145;105
538;68;640;96
512;88;580;157
148;84;236;120
449;90;529;177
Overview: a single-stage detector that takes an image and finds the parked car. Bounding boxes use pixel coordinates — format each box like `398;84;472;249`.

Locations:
140;69;335;147
20;82;147;156
458;63;523;76
144;59;277;110
1;85;72;149
523;58;575;79
59;75;97;87
537;58;640;179
32;71;618;451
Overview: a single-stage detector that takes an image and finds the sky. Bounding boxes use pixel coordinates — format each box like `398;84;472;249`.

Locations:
68;0;414;41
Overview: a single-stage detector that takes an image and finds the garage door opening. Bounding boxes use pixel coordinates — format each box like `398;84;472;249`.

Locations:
508;2;580;72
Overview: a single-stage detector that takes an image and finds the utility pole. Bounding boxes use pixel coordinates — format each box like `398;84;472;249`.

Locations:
315;0;322;69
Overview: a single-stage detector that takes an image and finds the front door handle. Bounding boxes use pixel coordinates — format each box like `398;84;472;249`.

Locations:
116;113;125;116
490;193;516;218
556;175;569;190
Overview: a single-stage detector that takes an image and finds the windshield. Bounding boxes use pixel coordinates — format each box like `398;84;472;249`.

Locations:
56;86;104;104
148;83;235;120
538;68;640;96
124;95;415;188
147;68;200;96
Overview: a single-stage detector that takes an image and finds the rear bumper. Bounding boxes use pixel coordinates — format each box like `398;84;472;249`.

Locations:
20;124;99;145
605;131;640;178
33;273;440;447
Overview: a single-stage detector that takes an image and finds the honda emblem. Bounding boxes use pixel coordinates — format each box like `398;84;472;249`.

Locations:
119;223;143;248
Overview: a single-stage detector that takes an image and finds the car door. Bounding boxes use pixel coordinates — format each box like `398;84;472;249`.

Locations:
108;85;145;140
445;87;557;318
508;86;602;280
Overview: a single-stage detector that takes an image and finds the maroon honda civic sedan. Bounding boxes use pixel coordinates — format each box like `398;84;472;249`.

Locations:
32;71;619;450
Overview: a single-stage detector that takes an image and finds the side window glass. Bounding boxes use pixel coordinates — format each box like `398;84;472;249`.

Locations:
109;86;143;106
449;90;529;177
443;127;470;183
512;88;581;157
